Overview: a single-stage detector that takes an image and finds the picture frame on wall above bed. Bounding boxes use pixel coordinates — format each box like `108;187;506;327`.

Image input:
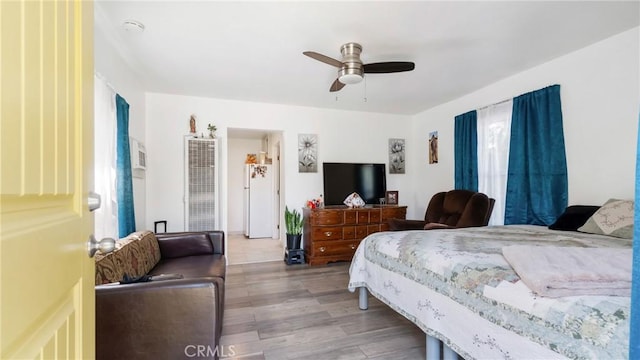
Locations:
385;191;398;205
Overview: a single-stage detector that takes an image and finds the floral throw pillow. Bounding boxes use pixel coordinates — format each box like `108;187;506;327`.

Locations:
95;231;161;284
577;199;634;239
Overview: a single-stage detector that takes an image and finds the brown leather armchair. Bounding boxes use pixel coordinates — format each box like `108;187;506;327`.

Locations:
388;190;495;231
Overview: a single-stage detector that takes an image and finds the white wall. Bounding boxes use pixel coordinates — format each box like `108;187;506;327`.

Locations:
145;27;638;232
100;19;638;232
145;96;413;235
409;27;639;219
94;20;148;231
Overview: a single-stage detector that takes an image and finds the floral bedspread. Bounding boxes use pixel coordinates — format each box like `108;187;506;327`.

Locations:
348;225;632;360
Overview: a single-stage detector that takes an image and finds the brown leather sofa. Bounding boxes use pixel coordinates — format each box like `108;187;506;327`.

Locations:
95;231;225;360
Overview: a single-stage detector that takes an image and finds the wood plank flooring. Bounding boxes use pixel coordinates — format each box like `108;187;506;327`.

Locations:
227;233;284;265
220;261;426;359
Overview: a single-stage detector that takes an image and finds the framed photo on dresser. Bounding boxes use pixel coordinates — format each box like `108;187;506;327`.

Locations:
385;191;399;205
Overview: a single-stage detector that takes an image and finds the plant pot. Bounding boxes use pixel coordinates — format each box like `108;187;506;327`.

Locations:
286;234;302;250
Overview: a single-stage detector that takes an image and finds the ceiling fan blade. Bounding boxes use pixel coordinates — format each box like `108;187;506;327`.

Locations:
329;79;345;92
363;61;415;73
303;51;343;68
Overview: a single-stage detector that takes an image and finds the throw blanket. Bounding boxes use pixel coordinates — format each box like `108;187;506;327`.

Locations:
502;245;632;297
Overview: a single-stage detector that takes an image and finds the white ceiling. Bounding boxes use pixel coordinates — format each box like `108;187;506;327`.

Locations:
95;1;639;115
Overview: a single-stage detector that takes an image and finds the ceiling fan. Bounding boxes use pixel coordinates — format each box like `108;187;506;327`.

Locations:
303;42;415;92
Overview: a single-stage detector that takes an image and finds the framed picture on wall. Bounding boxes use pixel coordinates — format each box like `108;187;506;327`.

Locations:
298;133;318;173
385;191;399;205
388;138;406;174
429;131;438;164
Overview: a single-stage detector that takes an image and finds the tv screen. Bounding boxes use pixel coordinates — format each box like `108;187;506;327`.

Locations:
323;162;386;206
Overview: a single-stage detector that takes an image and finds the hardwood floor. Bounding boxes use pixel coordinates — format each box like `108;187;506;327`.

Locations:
220;261;426;359
227;233;284;265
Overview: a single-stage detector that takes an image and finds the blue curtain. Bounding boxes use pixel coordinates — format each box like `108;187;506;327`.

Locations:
630;111;640;359
116;94;136;237
454;110;478;191
504;85;567;225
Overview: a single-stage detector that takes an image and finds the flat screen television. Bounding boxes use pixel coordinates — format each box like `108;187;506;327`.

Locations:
323;162;386;206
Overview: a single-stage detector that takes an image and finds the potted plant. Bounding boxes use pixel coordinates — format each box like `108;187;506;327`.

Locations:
207;123;217;138
285;206;303;250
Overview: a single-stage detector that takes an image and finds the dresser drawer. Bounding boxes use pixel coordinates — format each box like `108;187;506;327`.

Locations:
344;211;357;225
367;224;380;235
369;209;381;223
381;207;407;220
309;240;360;257
343;226;356;239
310;226;343;240
310;210;343;226
355;225;368;239
356;210;370;224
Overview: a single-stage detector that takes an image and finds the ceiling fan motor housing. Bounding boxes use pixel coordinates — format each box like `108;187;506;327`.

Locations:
339;42;364;84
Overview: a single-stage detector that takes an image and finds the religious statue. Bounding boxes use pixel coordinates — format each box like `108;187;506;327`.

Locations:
189;115;196;134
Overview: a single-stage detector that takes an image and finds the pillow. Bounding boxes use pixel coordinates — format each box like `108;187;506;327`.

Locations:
95;231;161;284
548;205;600;231
577;199;634;239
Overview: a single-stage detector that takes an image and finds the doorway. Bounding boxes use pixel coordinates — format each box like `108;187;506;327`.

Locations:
227;128;283;264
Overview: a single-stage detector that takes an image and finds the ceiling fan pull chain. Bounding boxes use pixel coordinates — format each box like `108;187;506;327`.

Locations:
363;76;368;102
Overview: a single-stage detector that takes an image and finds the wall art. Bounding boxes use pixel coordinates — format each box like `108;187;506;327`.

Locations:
429;131;438;164
298;133;318;173
388;138;405;174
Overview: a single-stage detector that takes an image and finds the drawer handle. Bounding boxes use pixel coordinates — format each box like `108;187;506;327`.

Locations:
350;244;356;250
324;231;332;237
319;246;326;253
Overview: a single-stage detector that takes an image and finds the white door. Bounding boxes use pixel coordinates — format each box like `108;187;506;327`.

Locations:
1;1;95;358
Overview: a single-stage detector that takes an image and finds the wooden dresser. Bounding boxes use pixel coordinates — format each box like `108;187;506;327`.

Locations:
303;205;407;265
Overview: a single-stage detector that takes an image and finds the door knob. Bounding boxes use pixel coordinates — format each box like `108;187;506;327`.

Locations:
88;191;101;212
87;235;116;258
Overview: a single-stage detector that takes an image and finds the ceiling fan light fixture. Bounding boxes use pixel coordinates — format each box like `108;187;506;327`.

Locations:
338;67;363;84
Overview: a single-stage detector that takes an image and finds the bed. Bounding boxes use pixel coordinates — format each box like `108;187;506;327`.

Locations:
348;225;632;359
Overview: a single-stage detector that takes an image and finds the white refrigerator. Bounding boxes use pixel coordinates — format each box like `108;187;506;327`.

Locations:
243;164;274;238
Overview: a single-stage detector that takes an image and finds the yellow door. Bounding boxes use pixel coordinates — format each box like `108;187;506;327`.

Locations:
1;1;95;358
